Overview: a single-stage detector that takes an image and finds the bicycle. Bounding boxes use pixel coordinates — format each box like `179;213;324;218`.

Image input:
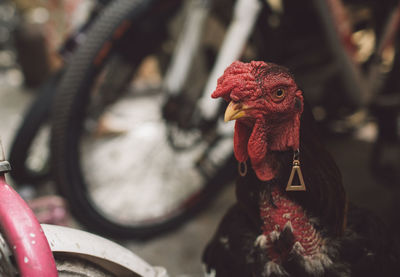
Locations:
0;139;168;276
48;0;238;239
8;0;111;186
14;0;400;238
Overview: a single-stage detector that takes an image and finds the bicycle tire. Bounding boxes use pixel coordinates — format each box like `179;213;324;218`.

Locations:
51;0;236;239
8;70;63;185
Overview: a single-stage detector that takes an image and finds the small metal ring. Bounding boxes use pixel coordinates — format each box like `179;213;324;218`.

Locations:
238;161;247;177
293;149;300;160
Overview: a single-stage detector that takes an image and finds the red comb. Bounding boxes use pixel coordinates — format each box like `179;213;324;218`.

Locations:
212;61;268;102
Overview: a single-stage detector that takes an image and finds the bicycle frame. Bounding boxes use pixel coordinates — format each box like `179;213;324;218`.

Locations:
0;141;58;276
198;0;262;120
163;0;211;95
163;0;262;120
0;139;168;276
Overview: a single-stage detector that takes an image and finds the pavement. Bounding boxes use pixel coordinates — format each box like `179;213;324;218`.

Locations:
1;76;400;276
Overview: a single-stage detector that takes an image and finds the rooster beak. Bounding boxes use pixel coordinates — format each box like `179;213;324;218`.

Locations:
224;101;248;122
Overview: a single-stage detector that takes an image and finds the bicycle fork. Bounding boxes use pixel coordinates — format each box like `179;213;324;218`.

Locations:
0;139;58;276
163;0;262;127
197;0;262;121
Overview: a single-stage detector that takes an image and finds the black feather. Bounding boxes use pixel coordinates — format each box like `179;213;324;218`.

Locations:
203;97;400;277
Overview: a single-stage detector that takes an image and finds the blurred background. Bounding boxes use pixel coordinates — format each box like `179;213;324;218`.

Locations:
0;0;399;276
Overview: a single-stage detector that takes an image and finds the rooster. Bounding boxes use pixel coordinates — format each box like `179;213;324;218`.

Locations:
202;61;399;277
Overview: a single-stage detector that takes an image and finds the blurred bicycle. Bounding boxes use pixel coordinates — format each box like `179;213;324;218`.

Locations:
9;0;400;238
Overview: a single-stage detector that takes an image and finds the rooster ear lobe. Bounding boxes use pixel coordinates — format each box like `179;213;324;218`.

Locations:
294;90;304;112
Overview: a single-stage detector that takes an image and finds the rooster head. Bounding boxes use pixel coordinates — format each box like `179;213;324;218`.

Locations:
212;61;304;181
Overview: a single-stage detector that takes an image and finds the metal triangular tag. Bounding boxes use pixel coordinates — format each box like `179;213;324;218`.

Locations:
286;160;306;191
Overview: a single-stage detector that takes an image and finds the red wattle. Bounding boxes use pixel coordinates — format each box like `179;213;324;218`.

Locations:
233;121;251;162
247;120;277;181
247;120;268;165
252;155;277;181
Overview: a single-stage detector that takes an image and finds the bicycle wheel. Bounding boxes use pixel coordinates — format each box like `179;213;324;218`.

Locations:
51;0;235;239
56;255;114;277
8;70;63;185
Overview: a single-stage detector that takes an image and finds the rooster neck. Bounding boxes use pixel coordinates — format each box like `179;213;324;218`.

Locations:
258;186;323;262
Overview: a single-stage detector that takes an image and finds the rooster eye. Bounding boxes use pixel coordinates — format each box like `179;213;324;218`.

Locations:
272;88;286;101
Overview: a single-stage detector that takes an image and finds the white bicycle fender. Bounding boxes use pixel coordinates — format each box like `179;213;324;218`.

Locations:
41;224;168;277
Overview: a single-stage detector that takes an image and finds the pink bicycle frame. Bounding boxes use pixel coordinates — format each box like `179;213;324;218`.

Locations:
0;149;57;276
